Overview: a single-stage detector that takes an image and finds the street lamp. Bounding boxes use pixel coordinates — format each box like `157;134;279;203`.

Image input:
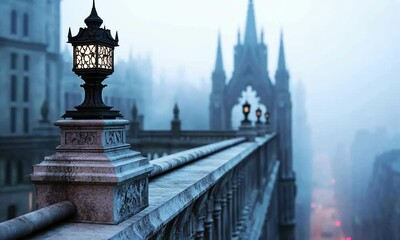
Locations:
63;0;121;119
256;107;262;124
242;101;251;124
265;111;270;125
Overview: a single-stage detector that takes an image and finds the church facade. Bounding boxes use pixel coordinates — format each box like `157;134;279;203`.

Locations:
209;1;296;239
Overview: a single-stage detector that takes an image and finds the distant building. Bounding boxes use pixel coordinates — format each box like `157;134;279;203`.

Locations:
0;0;62;136
365;150;400;240
333;129;400;239
293;81;312;240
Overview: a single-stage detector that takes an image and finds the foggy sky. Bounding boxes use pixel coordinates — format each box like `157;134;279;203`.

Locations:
62;0;400;155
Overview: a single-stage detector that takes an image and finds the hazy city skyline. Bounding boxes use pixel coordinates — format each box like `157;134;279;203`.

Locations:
62;0;400;155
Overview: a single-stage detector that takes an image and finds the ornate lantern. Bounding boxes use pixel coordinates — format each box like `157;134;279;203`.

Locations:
242;101;251;123
256;107;262;124
265;111;270;125
63;0;121;119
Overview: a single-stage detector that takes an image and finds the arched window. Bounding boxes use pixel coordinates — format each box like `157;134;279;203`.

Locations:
10;10;17;34
23;13;29;36
7;205;17;220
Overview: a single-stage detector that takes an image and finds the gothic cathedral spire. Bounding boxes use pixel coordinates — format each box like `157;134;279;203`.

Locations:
278;31;287;71
276;30;289;91
244;0;258;45
214;32;225;73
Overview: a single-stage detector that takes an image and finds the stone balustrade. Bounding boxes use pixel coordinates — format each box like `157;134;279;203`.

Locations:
0;132;281;239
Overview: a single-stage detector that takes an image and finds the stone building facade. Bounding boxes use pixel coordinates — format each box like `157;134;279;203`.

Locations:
0;0;62;136
363;150;400;240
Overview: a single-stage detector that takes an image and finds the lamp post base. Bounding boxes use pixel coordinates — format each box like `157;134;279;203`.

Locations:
31;119;153;224
237;122;257;141
63;109;122;120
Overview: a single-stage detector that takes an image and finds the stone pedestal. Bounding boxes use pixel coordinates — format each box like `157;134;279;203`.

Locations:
255;122;267;136
31;120;153;224
237;121;257;141
265;123;273;134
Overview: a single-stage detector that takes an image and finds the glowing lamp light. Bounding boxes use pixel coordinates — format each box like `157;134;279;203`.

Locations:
335;221;341;227
346;237;352;240
256;107;262;123
241;101;251;124
265;111;270;125
63;0;121;119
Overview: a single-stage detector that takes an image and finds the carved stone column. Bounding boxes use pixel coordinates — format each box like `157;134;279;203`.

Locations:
225;181;233;239
204;197;214;240
212;195;222;240
195;214;206;240
220;187;228;240
31;120;153;224
231;176;238;238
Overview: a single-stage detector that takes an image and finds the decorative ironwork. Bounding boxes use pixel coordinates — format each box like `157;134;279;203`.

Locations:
63;0;121;119
75;45;96;69
98;45;113;70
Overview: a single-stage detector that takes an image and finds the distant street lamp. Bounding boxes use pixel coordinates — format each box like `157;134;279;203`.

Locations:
63;0;121;119
265;111;270;125
256;107;262;124
242;101;251;124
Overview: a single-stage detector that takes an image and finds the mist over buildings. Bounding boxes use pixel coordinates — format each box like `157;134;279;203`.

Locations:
0;0;398;238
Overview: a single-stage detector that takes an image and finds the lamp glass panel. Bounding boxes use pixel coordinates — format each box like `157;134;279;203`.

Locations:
75;44;97;69
98;45;113;70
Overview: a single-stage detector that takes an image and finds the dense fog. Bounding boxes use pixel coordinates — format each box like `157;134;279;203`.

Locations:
0;0;398;239
61;1;400;239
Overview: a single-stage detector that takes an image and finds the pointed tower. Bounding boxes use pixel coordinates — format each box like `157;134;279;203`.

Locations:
171;103;181;134
276;31;290;91
209;32;227;130
244;0;258;45
275;31;296;240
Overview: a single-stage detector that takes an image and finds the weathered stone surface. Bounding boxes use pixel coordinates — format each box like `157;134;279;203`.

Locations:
0;201;76;240
28;135;276;239
150;137;245;177
31;120;153;224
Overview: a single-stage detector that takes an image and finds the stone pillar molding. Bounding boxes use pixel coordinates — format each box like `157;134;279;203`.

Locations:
204;197;214;240
31;119;153;224
237;122;257;141
212;196;222;240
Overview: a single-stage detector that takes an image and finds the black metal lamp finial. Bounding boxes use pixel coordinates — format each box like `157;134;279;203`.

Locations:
85;0;103;28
